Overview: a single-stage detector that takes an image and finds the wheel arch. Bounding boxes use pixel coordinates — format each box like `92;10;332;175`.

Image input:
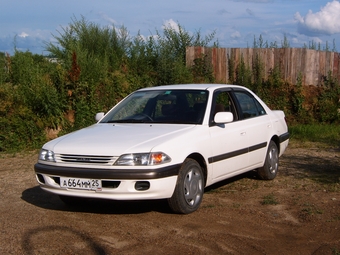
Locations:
186;153;207;186
270;135;280;154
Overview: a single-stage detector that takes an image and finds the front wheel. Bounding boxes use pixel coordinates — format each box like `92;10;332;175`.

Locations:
257;140;279;180
168;159;204;214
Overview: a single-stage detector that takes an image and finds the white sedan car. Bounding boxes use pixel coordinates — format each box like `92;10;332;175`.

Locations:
35;84;289;214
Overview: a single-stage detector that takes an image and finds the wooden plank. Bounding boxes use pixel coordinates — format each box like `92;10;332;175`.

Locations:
284;48;290;82
234;48;239;83
301;49;308;85
228;48;235;82
213;48;218;81
330;52;334;74
319;51;326;85
325;51;331;75
313;50;319;85
305;49;314;85
221;48;227;83
226;48;230;82
297;48;303;84
335;52;340;82
185;46;194;66
267;48;274;80
214;48;225;83
262;48;266;78
290;48;297;85
224;48;228;83
263;48;268;81
247;48;253;73
279;48;285;81
267;48;275;79
211;47;217;80
273;48;280;74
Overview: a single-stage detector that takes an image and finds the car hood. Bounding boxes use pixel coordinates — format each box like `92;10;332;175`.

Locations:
44;123;195;155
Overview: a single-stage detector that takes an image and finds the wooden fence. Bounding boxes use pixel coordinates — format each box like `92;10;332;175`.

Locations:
186;47;340;86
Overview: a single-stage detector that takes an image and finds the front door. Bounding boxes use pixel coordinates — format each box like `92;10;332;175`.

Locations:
208;90;250;182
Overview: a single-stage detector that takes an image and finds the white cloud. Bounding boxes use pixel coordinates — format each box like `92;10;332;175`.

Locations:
18;32;29;38
99;13;117;25
295;0;340;36
162;19;180;32
231;31;241;39
0;28;57;55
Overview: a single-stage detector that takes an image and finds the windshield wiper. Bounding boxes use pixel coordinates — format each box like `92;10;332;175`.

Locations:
105;119;151;123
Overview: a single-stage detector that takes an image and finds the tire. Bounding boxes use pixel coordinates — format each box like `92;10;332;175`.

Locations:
257;140;279;180
168;159;204;214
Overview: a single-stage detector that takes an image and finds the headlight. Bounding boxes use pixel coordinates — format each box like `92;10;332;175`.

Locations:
114;152;171;166
39;149;56;162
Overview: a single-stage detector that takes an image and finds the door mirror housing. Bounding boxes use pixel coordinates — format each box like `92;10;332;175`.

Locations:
214;112;233;124
95;112;105;122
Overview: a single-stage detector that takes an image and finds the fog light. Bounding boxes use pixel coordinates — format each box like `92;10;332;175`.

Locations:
36;174;45;184
135;181;150;191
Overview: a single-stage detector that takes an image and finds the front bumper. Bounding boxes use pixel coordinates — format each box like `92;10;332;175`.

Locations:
34;163;181;200
34;163;181;179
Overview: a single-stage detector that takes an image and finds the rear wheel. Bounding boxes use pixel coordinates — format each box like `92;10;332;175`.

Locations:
257;140;279;180
168;159;204;214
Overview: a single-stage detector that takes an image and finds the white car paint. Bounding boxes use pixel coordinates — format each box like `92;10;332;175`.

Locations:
34;84;289;212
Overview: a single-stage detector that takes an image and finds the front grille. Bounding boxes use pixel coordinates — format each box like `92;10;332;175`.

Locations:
56;154;117;165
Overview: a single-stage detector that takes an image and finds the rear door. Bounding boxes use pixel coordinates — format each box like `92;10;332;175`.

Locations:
232;90;272;168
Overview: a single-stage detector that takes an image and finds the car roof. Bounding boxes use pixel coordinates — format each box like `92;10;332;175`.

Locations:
138;84;246;92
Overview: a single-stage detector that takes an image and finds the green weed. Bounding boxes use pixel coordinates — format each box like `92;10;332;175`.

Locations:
261;194;279;205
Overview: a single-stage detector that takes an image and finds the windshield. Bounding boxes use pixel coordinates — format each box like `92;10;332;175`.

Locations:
100;89;209;124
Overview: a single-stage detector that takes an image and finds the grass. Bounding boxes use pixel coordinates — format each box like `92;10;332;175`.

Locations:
332;248;340;255
289;123;340;147
301;203;323;215
261;194;279;205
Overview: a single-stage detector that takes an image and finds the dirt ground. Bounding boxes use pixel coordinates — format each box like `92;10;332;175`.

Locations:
0;143;339;255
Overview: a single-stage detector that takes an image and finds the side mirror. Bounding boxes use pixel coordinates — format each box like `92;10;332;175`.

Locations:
214;112;233;124
95;112;105;122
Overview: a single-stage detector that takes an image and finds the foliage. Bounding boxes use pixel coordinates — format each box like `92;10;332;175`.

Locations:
1;20;340;152
190;53;215;83
0;51;67;151
0;16;218;152
317;71;340;123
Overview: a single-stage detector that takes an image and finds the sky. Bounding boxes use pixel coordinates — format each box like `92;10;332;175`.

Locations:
1;0;340;55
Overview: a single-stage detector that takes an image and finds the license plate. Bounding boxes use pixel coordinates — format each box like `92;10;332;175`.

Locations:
60;177;102;190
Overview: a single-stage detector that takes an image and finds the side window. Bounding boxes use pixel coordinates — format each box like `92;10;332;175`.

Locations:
211;91;237;121
234;91;266;119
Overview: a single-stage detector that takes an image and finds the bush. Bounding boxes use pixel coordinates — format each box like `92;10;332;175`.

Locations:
1;20;339;152
0;17;218;152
